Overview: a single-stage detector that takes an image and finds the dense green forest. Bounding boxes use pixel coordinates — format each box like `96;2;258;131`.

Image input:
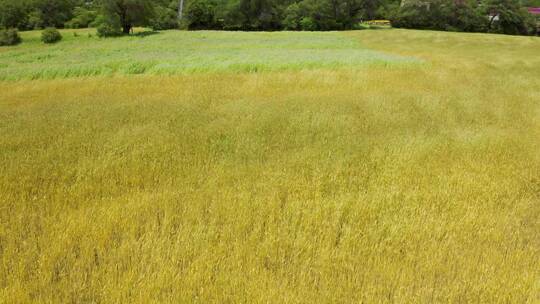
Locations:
0;0;538;35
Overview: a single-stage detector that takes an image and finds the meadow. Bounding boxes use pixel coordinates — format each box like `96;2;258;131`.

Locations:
0;29;539;303
0;29;414;80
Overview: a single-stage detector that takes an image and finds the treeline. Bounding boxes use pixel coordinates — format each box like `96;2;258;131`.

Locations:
394;0;539;35
0;0;538;35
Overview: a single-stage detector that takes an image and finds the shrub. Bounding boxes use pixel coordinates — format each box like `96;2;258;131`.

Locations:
41;27;62;44
0;28;22;46
300;17;317;31
95;14;122;37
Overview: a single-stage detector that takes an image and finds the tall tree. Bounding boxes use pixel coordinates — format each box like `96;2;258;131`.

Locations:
32;0;78;27
99;0;154;33
0;0;31;29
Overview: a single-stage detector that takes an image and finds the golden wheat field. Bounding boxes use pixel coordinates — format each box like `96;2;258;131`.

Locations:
0;29;539;303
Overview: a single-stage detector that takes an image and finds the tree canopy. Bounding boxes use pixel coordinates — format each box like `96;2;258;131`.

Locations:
0;0;537;35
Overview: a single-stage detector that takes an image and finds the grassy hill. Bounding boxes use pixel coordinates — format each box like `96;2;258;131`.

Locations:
0;29;539;303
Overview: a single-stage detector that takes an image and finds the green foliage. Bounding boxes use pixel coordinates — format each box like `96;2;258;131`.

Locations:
0;0;78;30
0;0;536;35
185;0;220;29
450;4;489;32
41;27;62;43
0;27;21;46
0;0;30;29
65;6;98;29
220;0;284;30
523;0;540;6
150;5;178;30
222;0;247;30
300;17;317;30
283;0;367;31
486;0;537;35
97;0;155;34
391;0;536;35
283;3;301;30
95;14;123;37
34;0;77;28
27;10;45;30
392;0;487;32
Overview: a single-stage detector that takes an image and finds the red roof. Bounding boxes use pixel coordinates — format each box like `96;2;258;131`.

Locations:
527;7;540;15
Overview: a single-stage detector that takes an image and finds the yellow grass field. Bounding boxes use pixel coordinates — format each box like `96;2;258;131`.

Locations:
0;29;539;303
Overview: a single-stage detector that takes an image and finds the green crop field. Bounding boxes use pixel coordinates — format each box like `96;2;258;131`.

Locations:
0;29;539;303
0;29;414;80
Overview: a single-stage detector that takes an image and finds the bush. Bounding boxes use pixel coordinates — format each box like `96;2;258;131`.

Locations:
41;28;62;44
95;14;122;37
0;28;21;46
300;17;317;31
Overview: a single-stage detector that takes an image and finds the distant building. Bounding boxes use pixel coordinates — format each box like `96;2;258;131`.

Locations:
527;7;540;15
